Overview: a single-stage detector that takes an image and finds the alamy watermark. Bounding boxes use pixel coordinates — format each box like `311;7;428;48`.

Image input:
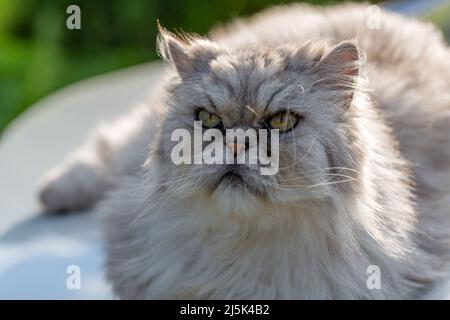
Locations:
66;5;81;30
366;265;381;290
66;264;81;290
366;5;382;30
170;121;280;176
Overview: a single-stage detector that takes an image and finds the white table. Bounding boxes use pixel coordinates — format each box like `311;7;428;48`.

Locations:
0;62;164;299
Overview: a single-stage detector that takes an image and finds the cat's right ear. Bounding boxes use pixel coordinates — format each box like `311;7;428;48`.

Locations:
157;22;219;78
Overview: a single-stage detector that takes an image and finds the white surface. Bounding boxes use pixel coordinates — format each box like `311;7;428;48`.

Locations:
0;62;164;299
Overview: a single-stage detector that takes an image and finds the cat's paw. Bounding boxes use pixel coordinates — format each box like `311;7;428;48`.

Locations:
39;162;105;213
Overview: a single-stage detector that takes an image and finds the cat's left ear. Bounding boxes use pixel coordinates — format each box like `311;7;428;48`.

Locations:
313;41;361;103
157;22;219;78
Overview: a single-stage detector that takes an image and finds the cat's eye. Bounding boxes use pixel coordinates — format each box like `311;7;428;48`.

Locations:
268;111;300;132
197;109;222;128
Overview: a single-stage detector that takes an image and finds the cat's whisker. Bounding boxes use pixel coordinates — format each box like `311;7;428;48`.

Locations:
306;178;359;189
299;166;361;174
129;173;196;227
275;171;360;189
153;173;193;188
287;106;298;177
283;171;359;179
278;173;360;184
273;177;358;191
147;175;205;254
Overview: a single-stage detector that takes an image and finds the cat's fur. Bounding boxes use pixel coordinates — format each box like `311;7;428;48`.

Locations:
39;3;450;299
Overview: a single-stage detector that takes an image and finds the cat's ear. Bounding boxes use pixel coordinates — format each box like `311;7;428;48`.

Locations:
313;41;361;103
157;22;219;77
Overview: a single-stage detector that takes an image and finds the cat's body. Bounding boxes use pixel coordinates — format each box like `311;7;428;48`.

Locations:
39;4;450;299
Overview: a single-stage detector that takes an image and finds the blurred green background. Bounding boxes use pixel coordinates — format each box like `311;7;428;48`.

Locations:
0;0;448;134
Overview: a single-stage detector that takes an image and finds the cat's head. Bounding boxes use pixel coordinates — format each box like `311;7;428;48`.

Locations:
153;26;366;216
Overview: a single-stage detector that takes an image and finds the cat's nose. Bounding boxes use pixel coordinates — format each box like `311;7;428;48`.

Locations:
227;142;246;157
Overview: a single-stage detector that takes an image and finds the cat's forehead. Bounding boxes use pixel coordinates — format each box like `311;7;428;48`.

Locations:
201;50;305;119
209;50;284;86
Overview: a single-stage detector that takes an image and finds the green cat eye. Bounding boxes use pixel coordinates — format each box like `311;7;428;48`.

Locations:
268;111;300;132
197;109;222;128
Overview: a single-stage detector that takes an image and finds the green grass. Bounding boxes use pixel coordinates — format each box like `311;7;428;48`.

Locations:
424;2;450;43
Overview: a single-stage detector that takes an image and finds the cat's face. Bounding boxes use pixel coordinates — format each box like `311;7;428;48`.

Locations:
155;27;363;214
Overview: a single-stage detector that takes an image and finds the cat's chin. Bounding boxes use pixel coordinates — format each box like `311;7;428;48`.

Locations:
210;178;270;218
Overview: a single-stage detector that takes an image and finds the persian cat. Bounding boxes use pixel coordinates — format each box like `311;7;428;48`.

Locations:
39;4;450;299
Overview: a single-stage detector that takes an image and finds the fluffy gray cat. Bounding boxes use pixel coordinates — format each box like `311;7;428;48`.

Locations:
39;3;450;299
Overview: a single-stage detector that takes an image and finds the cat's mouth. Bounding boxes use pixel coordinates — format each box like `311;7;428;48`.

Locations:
218;171;246;186
215;169;264;196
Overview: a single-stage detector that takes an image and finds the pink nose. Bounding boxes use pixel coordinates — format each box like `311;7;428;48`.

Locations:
227;143;246;156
